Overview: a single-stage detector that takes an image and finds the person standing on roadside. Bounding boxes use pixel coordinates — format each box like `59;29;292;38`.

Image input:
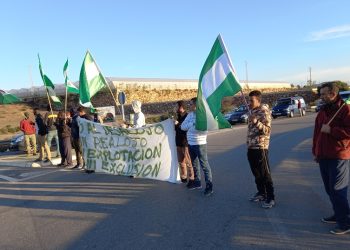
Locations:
246;90;275;209
174;100;194;183
44;105;60;158
55;111;73;168
77;106;94;173
20;112;37;156
313;81;350;235
33;108;51;163
181;97;213;196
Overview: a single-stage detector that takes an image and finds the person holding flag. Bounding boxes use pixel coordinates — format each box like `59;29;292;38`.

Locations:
185;34;245;195
313;81;350;235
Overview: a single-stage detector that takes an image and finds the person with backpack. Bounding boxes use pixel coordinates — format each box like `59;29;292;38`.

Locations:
44;105;60;158
33;108;51;163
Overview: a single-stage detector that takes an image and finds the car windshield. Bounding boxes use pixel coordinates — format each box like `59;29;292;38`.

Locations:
276;99;291;105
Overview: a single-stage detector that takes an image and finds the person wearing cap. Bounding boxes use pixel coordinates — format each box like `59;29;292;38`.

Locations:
131;100;146;128
44;105;60;158
20;112;37;156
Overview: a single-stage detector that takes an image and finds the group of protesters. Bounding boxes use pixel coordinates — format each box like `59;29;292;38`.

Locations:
175;82;350;235
19;83;350;234
20;106;94;171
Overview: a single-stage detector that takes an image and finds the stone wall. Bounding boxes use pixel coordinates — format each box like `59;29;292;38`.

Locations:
28;88;318;116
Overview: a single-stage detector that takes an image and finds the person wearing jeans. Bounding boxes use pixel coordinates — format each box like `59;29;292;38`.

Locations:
313;81;350;235
181;97;213;196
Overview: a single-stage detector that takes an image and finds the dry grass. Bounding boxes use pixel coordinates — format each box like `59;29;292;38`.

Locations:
0;103;35;140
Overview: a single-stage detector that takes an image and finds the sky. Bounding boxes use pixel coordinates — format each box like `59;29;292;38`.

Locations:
1;0;350;90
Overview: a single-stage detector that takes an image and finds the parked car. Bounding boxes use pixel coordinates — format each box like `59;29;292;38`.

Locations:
272;96;306;118
340;90;350;102
9;133;57;152
225;105;249;124
315;99;324;112
9;133;25;151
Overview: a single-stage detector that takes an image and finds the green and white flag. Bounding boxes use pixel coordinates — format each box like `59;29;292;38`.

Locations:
196;35;243;131
79;51;108;108
63;59;79;94
38;54;61;105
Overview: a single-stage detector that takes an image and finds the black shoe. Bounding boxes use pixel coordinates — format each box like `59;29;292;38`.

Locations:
34;158;42;162
330;226;350;235
322;215;337;224
181;178;187;183
85;169;95;174
187;181;202;190
249;192;266;202
57;163;65;167
204;183;213;196
43;159;51;163
72;164;80;169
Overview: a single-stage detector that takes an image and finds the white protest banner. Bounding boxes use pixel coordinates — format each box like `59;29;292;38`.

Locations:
78;118;180;183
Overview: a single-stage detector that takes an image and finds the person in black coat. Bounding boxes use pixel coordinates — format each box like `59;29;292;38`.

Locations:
174;100;194;183
55;111;73;168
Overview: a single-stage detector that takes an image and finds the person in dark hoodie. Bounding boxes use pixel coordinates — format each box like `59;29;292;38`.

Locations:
33;108;51;163
55;111;73;168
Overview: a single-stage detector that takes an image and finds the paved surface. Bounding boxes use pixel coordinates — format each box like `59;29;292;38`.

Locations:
0;113;349;249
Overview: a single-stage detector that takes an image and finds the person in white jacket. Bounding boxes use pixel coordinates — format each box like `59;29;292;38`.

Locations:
181;97;213;196
131;100;146;128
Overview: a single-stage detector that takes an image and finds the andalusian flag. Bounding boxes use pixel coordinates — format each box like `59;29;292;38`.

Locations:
0;89;21;104
79;51;108;108
196;35;242;131
63;59;79;94
38;55;61;105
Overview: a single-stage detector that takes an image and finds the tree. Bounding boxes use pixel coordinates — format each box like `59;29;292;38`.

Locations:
317;80;349;95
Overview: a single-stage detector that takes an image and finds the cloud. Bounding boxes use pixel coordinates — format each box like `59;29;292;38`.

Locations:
306;24;350;41
278;66;350;83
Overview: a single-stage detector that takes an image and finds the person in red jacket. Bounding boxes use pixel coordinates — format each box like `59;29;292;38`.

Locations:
313;81;350;235
20;112;37;156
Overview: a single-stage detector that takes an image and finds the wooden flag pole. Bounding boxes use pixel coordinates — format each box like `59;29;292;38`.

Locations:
327;102;346;125
218;34;251;113
45;87;54;116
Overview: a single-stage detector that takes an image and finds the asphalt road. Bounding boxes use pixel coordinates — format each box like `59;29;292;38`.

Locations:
0;113;349;249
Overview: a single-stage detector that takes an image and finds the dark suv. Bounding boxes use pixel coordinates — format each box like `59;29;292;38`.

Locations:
272;96;306;118
225;105;249;124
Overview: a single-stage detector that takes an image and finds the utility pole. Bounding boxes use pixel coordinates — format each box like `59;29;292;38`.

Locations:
309;66;312;86
245;60;249;89
29;65;34;99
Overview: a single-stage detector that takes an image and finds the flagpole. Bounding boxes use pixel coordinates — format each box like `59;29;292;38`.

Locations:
217;34;250;113
64;84;68;119
45;87;54;116
87;50;122;116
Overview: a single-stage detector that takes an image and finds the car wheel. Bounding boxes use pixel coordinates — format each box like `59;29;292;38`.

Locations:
289;111;294;118
272;115;277;119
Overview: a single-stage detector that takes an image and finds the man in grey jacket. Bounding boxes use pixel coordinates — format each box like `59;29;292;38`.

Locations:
181;97;213;196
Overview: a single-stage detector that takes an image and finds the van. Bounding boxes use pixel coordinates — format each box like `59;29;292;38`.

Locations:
272;96;306;118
